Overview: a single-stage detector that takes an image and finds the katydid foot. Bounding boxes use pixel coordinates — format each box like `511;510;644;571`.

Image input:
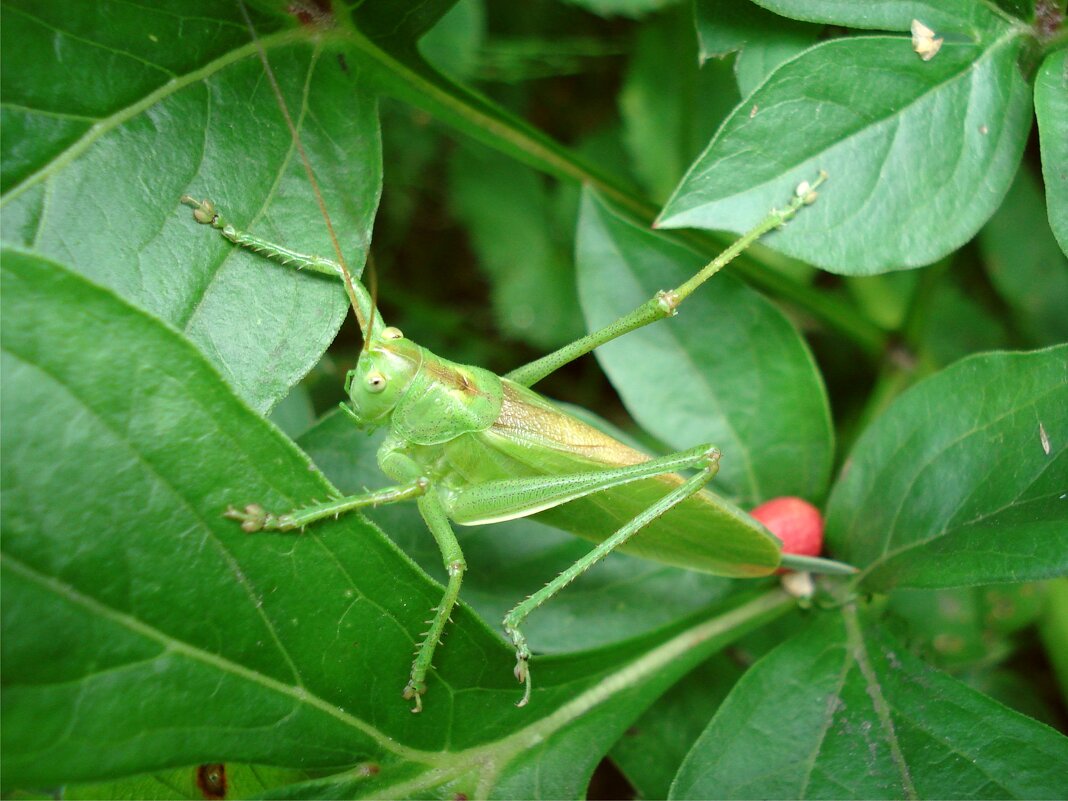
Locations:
503;620;533;707
224;503;296;532
403;678;426;714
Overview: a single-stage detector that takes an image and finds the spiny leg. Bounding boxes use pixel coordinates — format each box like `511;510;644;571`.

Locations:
505;172;826;387
404;493;467;713
227;478;429;532
181;196;344;278
503;447;722;707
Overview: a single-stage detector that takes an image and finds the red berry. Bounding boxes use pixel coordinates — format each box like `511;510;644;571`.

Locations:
750;497;824;570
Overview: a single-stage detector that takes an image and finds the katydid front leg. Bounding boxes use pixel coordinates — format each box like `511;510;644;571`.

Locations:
226;479;429;532
179;196;384;341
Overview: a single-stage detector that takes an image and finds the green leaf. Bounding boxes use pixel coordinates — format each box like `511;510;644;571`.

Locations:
447;142;584;349
825;347;1068;592
62;763;307;800
297;411;738;654
0;1;382;413
620;7;740;202
267;385;316;440
695;0;783;59
978;165;1068;344
1035;49;1068;258
658;29;1034;274
1038;578;1068;703
732;25;820;98
610;653;745;799
887;583;1044;671
694;0;822;96
577;189;833;505
670;608;1068;799
750;0;1014;33
417;0;485;81
914;276;1010;367
558;0;684;20
1;249;795;796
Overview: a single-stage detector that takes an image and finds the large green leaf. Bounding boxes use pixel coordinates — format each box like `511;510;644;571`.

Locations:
1;250;796;796
670;608;1068;799
0;0;381;413
825;347;1068;592
658;24;1034;274
1035;49;1068;258
577;189;833;506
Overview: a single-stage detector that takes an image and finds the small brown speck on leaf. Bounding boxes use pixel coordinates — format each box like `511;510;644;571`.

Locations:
196;764;227;800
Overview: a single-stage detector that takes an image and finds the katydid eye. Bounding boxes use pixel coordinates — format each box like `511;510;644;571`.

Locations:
366;371;387;393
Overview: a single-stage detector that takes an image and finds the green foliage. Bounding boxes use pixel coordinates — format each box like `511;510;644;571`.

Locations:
2;0;1066;799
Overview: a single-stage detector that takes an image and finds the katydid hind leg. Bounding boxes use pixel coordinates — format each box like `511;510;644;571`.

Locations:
502;446;722;707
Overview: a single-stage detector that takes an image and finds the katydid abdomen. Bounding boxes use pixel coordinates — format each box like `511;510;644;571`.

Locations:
427;379;781;577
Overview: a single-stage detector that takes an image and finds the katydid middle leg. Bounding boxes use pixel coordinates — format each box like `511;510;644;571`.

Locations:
404;493;467;713
226;479;429;532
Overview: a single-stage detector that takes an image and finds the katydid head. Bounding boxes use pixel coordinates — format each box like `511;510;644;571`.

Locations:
344;327;421;426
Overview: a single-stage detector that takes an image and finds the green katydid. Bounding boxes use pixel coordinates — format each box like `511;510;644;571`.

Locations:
181;12;854;713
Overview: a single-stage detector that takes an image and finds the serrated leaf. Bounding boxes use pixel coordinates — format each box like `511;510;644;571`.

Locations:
577;189;833;505
978;165;1068;345
0;0;381;413
670;608;1068;800
826;347;1068;592
1035;49;1068;258
658;31;1033;274
1;250;795;797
